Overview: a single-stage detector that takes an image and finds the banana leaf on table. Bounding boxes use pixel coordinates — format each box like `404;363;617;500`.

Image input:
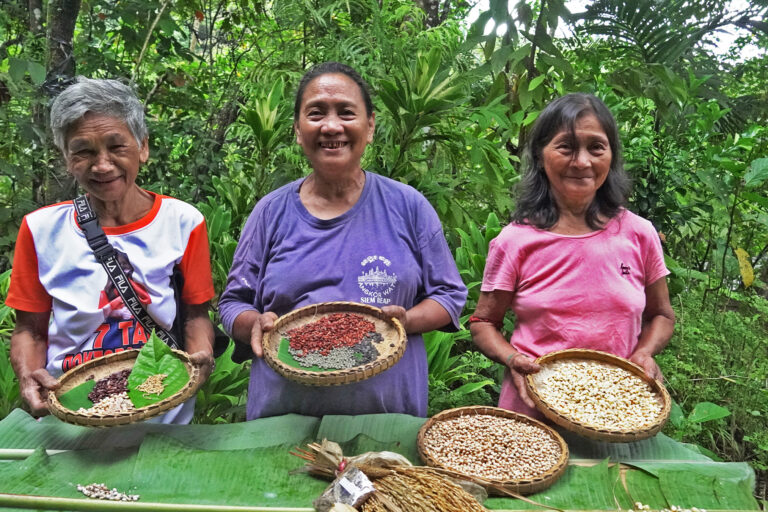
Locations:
0;409;759;511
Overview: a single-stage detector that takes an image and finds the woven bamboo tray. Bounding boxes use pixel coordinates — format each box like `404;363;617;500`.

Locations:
48;349;200;427
417;406;569;495
525;349;671;442
262;301;406;387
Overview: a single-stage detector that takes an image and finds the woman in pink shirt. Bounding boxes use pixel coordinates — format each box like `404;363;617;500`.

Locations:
470;93;675;417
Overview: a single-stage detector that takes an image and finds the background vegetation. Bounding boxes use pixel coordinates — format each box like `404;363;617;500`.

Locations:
1;0;767;494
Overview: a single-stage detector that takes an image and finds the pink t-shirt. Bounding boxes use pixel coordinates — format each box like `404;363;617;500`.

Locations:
481;209;669;415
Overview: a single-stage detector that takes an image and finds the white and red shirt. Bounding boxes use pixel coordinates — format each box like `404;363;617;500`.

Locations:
7;192;214;380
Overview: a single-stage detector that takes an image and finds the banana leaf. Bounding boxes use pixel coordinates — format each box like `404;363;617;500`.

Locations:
630;462;758;510
57;379;96;410
0;409;319;451
624;468;669;509
0;410;759;510
128;334;189;408
486;459;634;510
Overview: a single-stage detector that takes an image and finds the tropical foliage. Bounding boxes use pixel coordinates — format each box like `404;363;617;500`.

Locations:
1;0;767;481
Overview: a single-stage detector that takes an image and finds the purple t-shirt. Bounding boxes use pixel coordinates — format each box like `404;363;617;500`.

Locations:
219;172;467;419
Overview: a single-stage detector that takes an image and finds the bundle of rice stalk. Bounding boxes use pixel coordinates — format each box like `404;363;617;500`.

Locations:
357;464;487;512
291;441;487;512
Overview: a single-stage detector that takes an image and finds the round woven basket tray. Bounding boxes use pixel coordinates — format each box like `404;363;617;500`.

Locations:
48;349;200;427
525;349;671;442
262;301;406;387
417;406;569;495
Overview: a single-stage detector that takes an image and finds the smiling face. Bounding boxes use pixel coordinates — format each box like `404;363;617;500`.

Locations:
541;113;612;211
65;112;148;205
294;73;375;177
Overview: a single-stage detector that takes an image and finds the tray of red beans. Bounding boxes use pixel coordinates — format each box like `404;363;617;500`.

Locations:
262;301;406;386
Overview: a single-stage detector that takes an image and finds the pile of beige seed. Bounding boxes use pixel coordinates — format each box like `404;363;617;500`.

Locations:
136;373;168;396
532;359;662;431
421;414;562;481
630;502;706;512
77;391;136;415
77;483;139;501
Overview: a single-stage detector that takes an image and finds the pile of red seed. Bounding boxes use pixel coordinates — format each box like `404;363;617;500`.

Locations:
87;368;131;403
287;313;375;356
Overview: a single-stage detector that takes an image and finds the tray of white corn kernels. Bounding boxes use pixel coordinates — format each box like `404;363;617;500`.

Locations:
417;406;569;495
525;349;671;442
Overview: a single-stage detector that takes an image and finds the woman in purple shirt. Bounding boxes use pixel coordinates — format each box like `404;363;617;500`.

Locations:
219;62;467;419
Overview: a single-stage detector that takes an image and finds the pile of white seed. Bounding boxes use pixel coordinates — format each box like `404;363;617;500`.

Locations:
630;502;706;512
77;391;136;415
421;414;563;481
532;359;663;431
77;483;139;501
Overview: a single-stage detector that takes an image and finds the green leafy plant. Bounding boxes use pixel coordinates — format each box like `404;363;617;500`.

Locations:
193;339;250;424
0;269;21;419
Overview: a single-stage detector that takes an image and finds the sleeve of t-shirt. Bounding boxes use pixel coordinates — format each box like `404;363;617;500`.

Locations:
415;197;467;331
5;217;52;312
178;220;215;305
218;202;265;337
640;218;669;286
480;229;518;292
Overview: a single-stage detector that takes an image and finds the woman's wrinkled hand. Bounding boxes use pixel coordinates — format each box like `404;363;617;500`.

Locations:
250;312;278;358
20;369;60;417
629;351;663;381
188;350;215;383
381;305;408;332
506;353;541;409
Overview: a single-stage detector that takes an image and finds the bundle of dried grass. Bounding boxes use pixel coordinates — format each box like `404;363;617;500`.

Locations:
291;440;487;512
358;464;486;512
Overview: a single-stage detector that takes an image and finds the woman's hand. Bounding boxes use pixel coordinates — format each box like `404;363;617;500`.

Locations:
629;350;663;381
182;302;215;383
505;352;541;409
249;312;278;358
231;310;277;358
381;299;451;335
381;305;407;332
19;368;60;416
11;310;55;416
632;276;675;381
188;351;215;383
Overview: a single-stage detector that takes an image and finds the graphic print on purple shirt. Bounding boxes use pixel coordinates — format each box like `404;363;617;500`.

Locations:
219;171;467;418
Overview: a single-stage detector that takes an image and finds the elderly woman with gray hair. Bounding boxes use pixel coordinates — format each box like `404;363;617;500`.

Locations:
6;77;215;423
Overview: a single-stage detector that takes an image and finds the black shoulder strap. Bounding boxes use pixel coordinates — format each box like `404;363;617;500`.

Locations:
73;195;181;349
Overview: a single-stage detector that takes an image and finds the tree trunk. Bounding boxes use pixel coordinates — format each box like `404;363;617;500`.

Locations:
46;0;81;91
29;0;44;32
416;0;441;28
41;0;81;204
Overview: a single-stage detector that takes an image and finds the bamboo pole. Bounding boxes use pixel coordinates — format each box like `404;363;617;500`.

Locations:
0;493;314;512
0;448;67;460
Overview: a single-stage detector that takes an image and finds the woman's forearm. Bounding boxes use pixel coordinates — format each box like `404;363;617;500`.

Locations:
470;322;518;365
182;302;215;356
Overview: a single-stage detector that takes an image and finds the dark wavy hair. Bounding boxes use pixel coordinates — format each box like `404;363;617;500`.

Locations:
512;93;631;230
293;62;374;120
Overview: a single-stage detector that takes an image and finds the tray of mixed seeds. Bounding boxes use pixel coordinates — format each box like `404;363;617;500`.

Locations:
48;335;200;426
417;406;569;495
262;301;406;386
525;349;671;442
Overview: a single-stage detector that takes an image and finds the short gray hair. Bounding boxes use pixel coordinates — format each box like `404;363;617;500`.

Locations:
50;77;147;152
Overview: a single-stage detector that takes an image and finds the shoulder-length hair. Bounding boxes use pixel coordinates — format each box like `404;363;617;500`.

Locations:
512;93;631;230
